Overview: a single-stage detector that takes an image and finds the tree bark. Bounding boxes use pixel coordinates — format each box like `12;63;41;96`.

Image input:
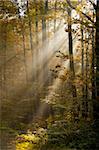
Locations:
81;22;85;98
21;19;28;84
54;0;57;33
94;0;99;120
96;1;99;97
67;8;77;98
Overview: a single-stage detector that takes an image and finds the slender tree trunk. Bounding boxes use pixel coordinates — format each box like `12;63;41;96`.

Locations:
79;20;85;119
35;0;39;79
33;0;40;114
3;25;7;100
92;28;96;99
26;0;35;81
27;1;33;51
0;2;7;149
35;0;39;43
54;0;57;33
21;19;28;84
42;0;47;42
1;1;7;101
84;30;90;118
81;24;85;98
95;1;99;98
67;8;77;98
40;0;48;86
94;0;99;120
90;12;95;120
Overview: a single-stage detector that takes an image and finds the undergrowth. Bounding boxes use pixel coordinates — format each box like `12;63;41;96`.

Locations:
15;119;99;150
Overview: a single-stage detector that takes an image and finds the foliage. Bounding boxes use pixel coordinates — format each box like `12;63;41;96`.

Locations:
15;119;99;150
41;121;98;150
0;0;98;150
16;128;48;150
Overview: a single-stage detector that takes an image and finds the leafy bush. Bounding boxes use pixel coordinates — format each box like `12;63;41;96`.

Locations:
16;128;48;150
41;121;98;150
15;120;99;150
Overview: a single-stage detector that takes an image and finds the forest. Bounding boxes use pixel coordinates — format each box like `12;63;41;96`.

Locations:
0;0;99;150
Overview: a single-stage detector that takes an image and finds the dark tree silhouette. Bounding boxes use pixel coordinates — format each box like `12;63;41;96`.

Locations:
94;0;99;120
67;7;77;98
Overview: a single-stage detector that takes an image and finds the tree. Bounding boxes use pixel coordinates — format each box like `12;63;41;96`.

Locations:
42;0;47;42
67;7;77;98
94;0;99;120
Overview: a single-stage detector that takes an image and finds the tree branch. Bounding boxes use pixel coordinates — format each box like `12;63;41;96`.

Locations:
81;12;95;24
73;19;95;28
66;0;95;25
88;0;96;10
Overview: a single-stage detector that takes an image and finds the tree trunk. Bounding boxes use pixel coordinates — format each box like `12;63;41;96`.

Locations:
81;23;85;98
94;0;99;120
67;8;77;98
96;1;99;97
84;30;90;118
27;1;33;51
21;19;28;84
54;0;57;33
1;3;7;101
27;0;35;81
92;9;96;99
